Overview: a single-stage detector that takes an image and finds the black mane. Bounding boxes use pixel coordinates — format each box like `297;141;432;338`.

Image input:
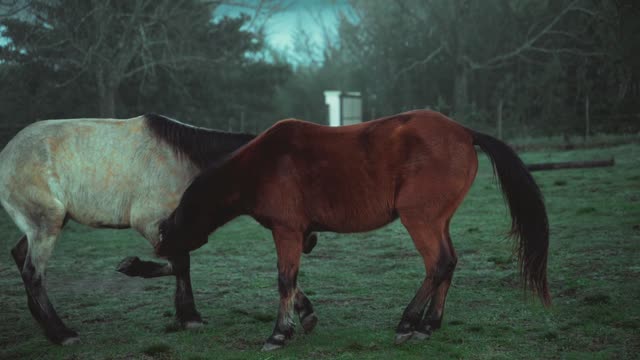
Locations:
144;113;255;169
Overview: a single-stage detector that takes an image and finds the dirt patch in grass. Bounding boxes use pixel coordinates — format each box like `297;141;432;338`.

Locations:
143;285;165;292
315;297;374;306
224;336;263;350
466;325;483;333
343;341;379;351
75;301;100;309
82;316;110;324
456;248;480;256
582;293;611;305
142;343;172;357
371;250;416;260
126;302;152;312
229;307;275;323
164;322;182;333
612;319;639;330
576;207;597;215
541;331;559;341
557;287;579;298
488;256;515;271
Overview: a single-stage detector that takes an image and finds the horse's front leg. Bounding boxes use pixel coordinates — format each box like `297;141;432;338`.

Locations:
117;254;202;328
262;226;303;351
170;253;203;328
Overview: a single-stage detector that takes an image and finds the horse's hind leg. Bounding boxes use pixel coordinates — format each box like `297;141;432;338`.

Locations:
11;235;28;269
415;277;454;338
394;212;457;344
294;289;317;333
415;229;457;338
16;222;79;345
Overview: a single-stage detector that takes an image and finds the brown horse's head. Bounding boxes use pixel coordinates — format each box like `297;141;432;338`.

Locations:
154;156;244;258
154;209;209;258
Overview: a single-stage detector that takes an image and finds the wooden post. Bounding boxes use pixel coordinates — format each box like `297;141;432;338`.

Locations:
585;95;590;142
527;158;614;172
497;99;503;139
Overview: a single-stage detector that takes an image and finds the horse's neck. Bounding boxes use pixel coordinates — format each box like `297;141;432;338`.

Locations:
147;115;255;170
198;160;252;231
198;131;254;168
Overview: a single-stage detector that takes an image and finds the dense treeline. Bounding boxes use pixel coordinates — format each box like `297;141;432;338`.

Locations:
0;0;638;143
279;0;640;137
0;0;289;137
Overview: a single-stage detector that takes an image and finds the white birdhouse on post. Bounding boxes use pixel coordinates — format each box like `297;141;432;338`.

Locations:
324;90;363;127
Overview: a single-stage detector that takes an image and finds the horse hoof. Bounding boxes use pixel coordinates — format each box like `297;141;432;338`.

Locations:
301;313;318;334
183;320;204;329
61;336;80;346
261;341;284;352
411;330;431;341
116;256;140;276
49;328;79;345
394;332;413;345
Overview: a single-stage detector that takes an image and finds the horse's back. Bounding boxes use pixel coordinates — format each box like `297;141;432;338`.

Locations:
0;116;195;232
0;117;148;194
247;111;477;232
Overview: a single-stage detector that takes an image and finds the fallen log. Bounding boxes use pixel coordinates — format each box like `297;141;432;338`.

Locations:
527;158;615;171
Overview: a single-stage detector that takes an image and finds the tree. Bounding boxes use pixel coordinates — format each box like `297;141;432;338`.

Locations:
2;0;224;117
296;0;639;136
0;0;291;131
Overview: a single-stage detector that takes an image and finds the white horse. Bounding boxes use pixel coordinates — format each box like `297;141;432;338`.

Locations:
0;114;255;344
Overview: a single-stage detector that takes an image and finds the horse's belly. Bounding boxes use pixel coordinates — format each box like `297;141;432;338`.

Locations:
310;199;396;233
65;191;133;228
319;217;394;233
59;162;187;229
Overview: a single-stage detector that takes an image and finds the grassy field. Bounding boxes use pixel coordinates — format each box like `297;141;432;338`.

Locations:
0;143;639;359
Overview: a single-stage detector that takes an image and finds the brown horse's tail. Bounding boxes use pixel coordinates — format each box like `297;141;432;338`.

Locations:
471;130;551;306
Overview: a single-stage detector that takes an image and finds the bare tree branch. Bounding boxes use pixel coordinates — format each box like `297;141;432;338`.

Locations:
466;0;601;70
0;0;30;18
393;44;443;81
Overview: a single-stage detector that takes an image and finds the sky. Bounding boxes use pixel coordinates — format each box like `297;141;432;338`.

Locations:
215;0;351;58
0;1;352;60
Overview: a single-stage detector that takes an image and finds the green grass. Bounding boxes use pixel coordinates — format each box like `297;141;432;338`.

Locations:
509;132;640;149
1;143;639;359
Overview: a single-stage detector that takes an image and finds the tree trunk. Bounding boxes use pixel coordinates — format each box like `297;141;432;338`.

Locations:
585;95;590;142
99;88;116;118
497;98;503;139
453;68;468;116
97;69;117;118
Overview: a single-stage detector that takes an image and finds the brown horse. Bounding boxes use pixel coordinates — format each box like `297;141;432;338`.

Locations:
156;110;550;351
